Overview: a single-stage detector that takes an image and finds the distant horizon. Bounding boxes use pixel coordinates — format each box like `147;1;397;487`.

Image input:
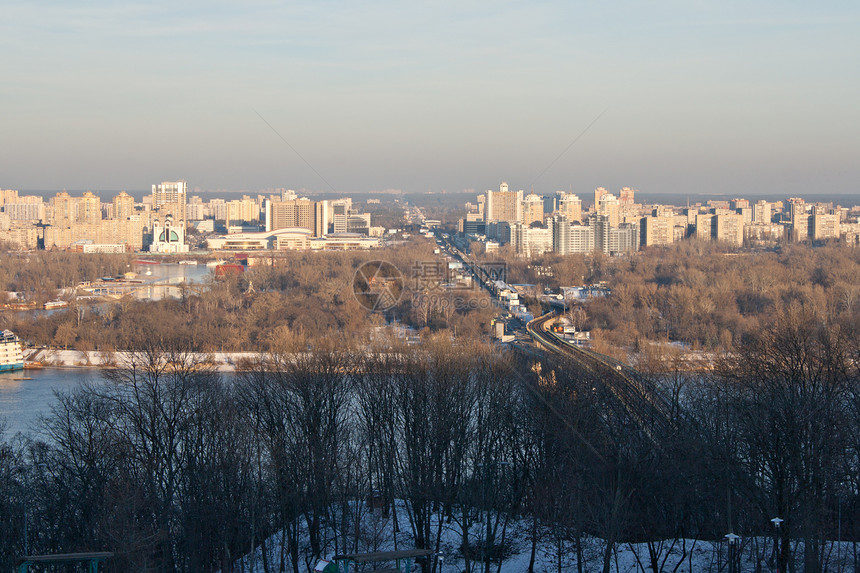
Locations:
11;188;860;208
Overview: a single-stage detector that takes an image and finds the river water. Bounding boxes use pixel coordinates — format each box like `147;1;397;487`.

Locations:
1;263;217;438
0;368;102;437
127;260;212;300
0;366;240;439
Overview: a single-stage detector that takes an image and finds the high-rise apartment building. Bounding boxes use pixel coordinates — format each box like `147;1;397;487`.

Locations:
594;187;609;209
332;201;349;233
112;192;135;220
77;192;102;225
484;183;522;223
553;215;594;255
227;197;260;226
695;214;714;240
208;199;227;221
610;223;641;253
788;198;809;241
640;215;674;247
521;193;544;226
186;196;205;221
152;181;187;222
266;198;315;232
590;214;638;254
558;193;582;222
753;200;771;224
811;213;840;241
0;189;21;207
3;202;44;223
548;214;638;255
619;187;635;206
715;213;744;246
511;222;553;257
50;192;76;227
0;227;38;250
43;219;145;250
597;193;620;227
315;200;330;237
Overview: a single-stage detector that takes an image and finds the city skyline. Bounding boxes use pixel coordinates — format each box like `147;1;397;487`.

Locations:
2;1;858;196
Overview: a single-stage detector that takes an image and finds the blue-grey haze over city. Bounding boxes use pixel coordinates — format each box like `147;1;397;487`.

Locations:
2;1;858;196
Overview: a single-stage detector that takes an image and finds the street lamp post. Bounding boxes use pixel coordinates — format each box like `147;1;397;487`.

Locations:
771;518;783;573
725;533;740;573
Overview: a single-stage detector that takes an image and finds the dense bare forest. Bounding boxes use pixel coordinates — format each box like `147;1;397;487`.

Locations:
0;252;133;305
2;312;859;572
0;243;496;351
5;243;858;356
501;242;860;353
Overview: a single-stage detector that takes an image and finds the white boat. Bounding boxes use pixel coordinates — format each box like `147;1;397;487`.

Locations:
0;330;24;372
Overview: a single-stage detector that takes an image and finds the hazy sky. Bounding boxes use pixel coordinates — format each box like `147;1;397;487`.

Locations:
2;1;858;196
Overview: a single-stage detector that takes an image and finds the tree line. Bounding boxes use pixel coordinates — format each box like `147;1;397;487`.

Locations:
2;306;859;572
495;242;860;353
0;251;133;305
0;241;496;352
7;241;858;358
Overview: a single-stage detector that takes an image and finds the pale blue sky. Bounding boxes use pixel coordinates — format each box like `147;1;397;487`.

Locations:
1;1;858;196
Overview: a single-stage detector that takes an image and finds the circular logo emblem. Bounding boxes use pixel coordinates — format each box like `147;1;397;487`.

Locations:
352;261;404;311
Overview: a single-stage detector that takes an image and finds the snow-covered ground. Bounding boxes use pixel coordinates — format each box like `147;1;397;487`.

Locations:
25;348;260;371
236;502;857;573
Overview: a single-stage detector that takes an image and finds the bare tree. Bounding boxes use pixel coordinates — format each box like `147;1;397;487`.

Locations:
717;306;856;573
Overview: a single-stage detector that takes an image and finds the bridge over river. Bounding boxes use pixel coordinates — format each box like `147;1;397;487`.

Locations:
526;311;677;443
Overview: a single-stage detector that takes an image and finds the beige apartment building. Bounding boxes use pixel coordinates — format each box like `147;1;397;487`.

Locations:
695;214;713;240
43;219;145;250
558;193;582;222
113;191;135;220
226;197;260;225
521;193;545;226
50;192;76;227
484;183;522;223
753;200;771;224
619;187;635;206
266;198;315;233
640;215;674;247
597;193;620;227
152;181;187;222
0;227;39;250
788;198;809;241
715;213;744;246
811;213;840;240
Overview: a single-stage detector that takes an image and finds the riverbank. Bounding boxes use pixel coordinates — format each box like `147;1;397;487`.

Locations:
24;348;260;372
